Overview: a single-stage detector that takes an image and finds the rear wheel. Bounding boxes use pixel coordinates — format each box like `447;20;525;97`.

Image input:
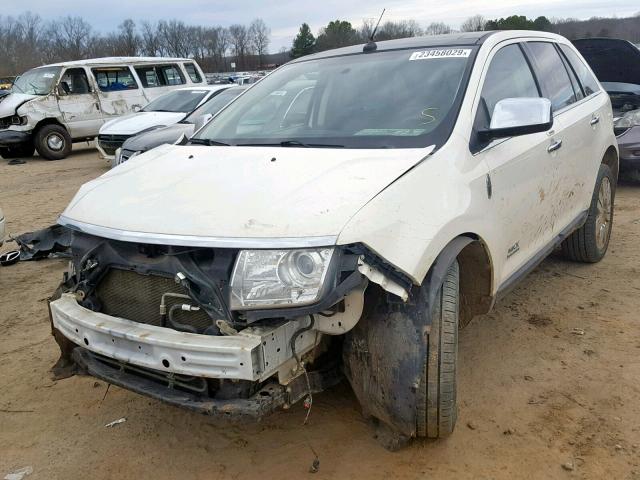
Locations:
416;260;459;438
35;124;72;160
561;164;614;263
0;142;35;159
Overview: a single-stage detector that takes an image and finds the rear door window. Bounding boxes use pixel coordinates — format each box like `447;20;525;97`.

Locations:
526;42;577;111
92;67;138;92
184;63;202;83
476;44;540;130
135;64;186;87
558;45;600;96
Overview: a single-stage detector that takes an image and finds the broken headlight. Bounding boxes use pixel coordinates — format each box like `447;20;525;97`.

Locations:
614;109;640;129
230;248;335;310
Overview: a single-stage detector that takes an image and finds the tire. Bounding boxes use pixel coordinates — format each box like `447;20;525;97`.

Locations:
561;164;614;263
416;260;459;438
34;124;72;160
0;142;35;159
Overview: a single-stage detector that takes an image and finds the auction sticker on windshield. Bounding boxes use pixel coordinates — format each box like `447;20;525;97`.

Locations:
409;49;471;61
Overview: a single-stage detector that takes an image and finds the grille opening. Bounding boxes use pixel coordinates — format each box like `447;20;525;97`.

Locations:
95;268;213;332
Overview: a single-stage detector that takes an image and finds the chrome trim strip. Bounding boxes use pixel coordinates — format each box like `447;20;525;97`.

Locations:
58;215;338;248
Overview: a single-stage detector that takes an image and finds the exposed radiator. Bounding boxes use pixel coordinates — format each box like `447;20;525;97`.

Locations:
96;268;213;332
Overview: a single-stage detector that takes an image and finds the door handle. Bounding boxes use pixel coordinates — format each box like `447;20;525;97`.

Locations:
547;139;563;153
95;103;100;111
590;115;600;126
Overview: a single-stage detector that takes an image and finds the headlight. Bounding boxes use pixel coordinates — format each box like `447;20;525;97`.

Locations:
230;248;335;310
614;109;640;128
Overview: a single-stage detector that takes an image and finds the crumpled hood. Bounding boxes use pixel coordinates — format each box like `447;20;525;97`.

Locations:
100;112;186;136
0;93;38;117
61;144;432;241
122;123;194;152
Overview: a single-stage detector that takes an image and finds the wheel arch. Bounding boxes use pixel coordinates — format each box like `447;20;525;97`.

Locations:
423;233;494;329
33;117;69;135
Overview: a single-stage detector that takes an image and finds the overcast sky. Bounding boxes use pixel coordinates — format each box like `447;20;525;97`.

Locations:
4;0;640;51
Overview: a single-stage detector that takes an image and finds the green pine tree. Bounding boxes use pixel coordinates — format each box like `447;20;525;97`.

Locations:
291;23;316;58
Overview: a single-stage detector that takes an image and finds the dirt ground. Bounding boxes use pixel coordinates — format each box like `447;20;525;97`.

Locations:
1;146;639;480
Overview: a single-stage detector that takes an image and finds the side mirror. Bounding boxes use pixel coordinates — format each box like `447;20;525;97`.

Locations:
132;105;142;113
193;113;213;131
56;85;67;96
480;98;553;141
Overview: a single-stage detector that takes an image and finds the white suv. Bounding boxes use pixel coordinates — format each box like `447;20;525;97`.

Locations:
49;31;617;448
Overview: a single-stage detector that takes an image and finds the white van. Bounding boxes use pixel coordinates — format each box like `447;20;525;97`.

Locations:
0;57;206;160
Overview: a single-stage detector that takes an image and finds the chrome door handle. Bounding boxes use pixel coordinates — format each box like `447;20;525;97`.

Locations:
547;140;563;153
590;116;600;126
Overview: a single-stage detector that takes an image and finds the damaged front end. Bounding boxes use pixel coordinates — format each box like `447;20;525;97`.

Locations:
48;231;410;420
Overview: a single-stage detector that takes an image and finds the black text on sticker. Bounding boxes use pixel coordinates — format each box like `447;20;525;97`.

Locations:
409;49;471;60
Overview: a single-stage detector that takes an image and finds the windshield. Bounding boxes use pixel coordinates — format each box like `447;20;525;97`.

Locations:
142;89;210;113
12;66;61;95
184;88;245;122
194;47;475;148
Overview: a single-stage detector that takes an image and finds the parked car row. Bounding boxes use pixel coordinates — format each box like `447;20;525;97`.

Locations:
0;57;206;160
49;31;618;448
97;85;230;162
113;86;247;167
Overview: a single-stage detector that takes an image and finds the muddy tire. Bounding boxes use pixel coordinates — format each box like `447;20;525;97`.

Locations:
0;142;35;159
561;164;614;263
416;260;459;438
35;124;72;160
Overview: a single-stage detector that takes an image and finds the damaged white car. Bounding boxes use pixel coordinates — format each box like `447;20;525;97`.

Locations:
49;31;618;448
0;57;205;160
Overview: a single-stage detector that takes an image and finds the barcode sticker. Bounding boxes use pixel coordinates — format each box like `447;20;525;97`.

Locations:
409;49;471;61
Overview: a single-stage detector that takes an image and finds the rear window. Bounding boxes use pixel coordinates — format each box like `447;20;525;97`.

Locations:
92;67;138;91
135;64;186;88
184;63;202;83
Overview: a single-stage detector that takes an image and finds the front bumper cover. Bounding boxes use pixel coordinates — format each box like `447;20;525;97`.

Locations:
0;129;31;146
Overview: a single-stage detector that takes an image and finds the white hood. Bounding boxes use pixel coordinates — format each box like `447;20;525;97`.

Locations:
61;144;432;241
0;93;38;117
100;112;186;136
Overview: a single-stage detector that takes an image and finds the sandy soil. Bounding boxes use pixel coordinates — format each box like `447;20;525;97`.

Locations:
1;146;639;480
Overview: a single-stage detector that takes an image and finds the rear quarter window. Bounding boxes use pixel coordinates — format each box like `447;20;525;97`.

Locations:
559;45;600;96
92;67;138;92
184;63;203;83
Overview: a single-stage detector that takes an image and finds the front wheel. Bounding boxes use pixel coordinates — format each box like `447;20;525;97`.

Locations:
35;124;72;160
561;164;614;263
416;260;459;438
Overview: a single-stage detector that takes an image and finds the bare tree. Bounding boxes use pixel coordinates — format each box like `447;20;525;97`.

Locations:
228;24;249;69
158;20;191;57
140;21;161;56
118;19;139;56
460;15;486;32
425;22;452;35
249;18;270;66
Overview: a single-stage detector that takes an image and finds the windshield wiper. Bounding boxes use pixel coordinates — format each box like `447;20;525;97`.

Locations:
237;140;345;148
189;138;230;146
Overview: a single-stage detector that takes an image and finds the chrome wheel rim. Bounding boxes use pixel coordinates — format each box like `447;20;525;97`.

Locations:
47;134;64;151
595;176;612;250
